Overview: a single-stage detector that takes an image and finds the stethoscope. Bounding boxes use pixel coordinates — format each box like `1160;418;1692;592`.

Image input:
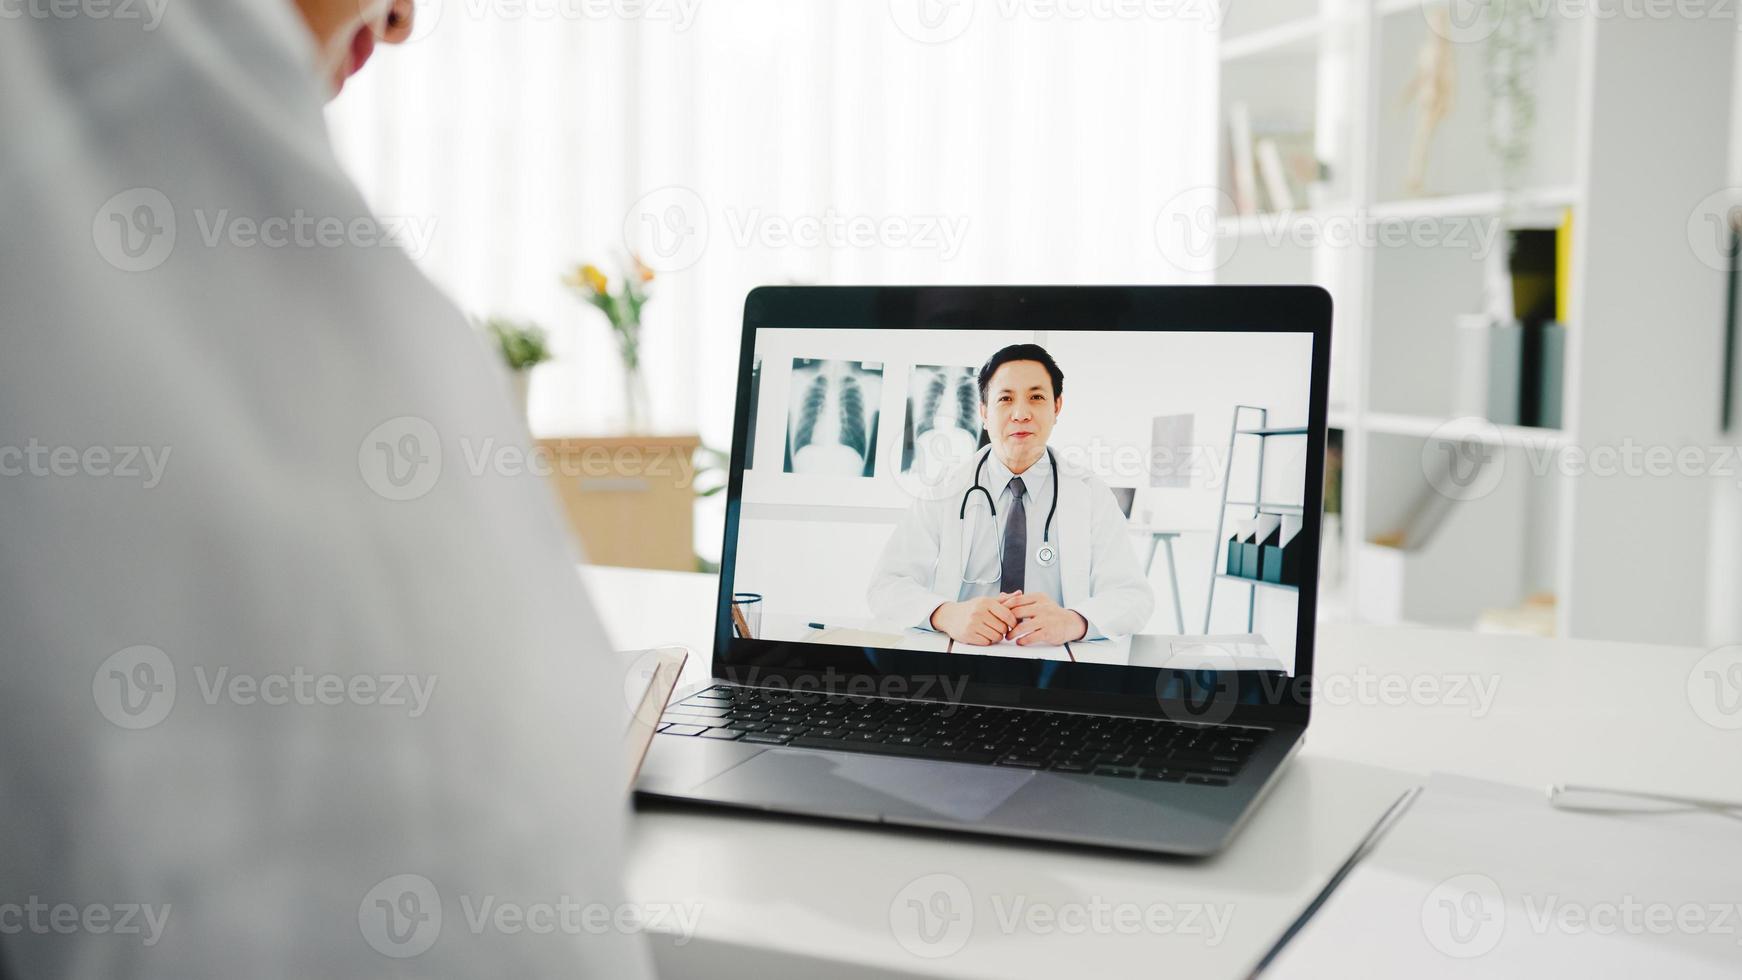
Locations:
959;446;1060;568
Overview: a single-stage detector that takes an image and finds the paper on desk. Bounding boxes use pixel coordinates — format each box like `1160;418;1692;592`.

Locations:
1263;773;1742;978
1165;635;1280;671
810;627;951;653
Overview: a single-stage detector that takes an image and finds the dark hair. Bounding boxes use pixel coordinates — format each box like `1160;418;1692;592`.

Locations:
977;343;1064;404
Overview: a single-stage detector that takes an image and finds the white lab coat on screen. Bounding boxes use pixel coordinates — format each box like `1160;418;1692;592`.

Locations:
868;446;1155;637
0;4;648;978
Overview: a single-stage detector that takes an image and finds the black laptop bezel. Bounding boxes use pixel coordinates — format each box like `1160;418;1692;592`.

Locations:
713;286;1332;728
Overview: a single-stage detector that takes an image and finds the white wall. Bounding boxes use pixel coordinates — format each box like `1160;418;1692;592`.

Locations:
729;327;1316;670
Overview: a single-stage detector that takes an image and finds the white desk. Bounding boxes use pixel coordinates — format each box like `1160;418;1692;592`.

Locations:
585;566;1742;979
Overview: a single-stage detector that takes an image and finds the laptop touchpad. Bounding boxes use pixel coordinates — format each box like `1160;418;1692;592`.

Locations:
700;749;1033;823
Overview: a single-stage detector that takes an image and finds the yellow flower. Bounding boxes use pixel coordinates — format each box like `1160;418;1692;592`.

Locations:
581;264;609;295
565;263;609;295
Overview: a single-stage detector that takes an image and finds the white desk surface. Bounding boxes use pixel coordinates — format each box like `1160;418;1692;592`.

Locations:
584;566;1742;979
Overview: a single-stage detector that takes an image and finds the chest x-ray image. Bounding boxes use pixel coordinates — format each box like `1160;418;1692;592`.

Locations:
784;358;883;477
899;364;980;494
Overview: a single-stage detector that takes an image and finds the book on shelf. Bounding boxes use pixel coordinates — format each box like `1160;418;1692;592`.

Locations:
1227;101;1259;216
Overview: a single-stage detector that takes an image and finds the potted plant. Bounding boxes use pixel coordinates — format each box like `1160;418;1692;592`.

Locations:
482;316;551;420
564;255;654;432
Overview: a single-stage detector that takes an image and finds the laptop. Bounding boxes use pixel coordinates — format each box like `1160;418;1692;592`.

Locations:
636;285;1332;856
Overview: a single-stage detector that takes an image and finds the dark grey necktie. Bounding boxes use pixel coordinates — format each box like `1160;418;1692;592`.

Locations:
1000;477;1026;594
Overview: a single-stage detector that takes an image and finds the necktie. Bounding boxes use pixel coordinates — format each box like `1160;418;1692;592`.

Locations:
1000;477;1026;594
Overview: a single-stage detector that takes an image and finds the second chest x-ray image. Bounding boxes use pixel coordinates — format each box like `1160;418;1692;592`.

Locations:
729;327;1316;675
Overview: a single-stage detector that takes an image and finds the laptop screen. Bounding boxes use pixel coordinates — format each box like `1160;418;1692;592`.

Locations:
723;324;1318;688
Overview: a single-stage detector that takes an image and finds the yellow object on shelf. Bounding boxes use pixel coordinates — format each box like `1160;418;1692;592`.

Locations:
1555;206;1574;325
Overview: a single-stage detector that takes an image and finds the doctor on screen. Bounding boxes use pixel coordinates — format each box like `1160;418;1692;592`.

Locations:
869;344;1154;646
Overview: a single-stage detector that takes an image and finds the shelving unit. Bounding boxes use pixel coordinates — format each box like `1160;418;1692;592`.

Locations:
1208;406;1310;633
1212;1;1734;642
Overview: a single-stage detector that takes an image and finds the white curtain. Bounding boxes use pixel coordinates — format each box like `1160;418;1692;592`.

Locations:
325;0;1217;558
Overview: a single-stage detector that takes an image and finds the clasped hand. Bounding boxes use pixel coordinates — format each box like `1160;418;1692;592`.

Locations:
929;591;1088;646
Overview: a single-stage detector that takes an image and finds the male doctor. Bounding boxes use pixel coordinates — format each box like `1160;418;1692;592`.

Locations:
869;345;1154;647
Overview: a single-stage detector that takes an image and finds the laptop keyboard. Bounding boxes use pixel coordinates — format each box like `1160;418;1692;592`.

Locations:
656;685;1266;786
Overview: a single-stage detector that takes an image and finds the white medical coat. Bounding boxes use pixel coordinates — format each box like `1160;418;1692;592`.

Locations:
868;447;1155;638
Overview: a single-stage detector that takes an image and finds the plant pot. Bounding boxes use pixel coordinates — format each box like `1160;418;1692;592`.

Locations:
510;369;533;423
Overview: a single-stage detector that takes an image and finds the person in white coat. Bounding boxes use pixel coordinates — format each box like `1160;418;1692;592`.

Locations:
869;345;1154;648
0;2;651;977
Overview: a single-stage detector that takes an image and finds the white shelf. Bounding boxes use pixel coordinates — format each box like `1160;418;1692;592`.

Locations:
1216;210;1319;239
1220;17;1322;63
1375;0;1440;16
1360;413;1571;450
1368;186;1581;222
